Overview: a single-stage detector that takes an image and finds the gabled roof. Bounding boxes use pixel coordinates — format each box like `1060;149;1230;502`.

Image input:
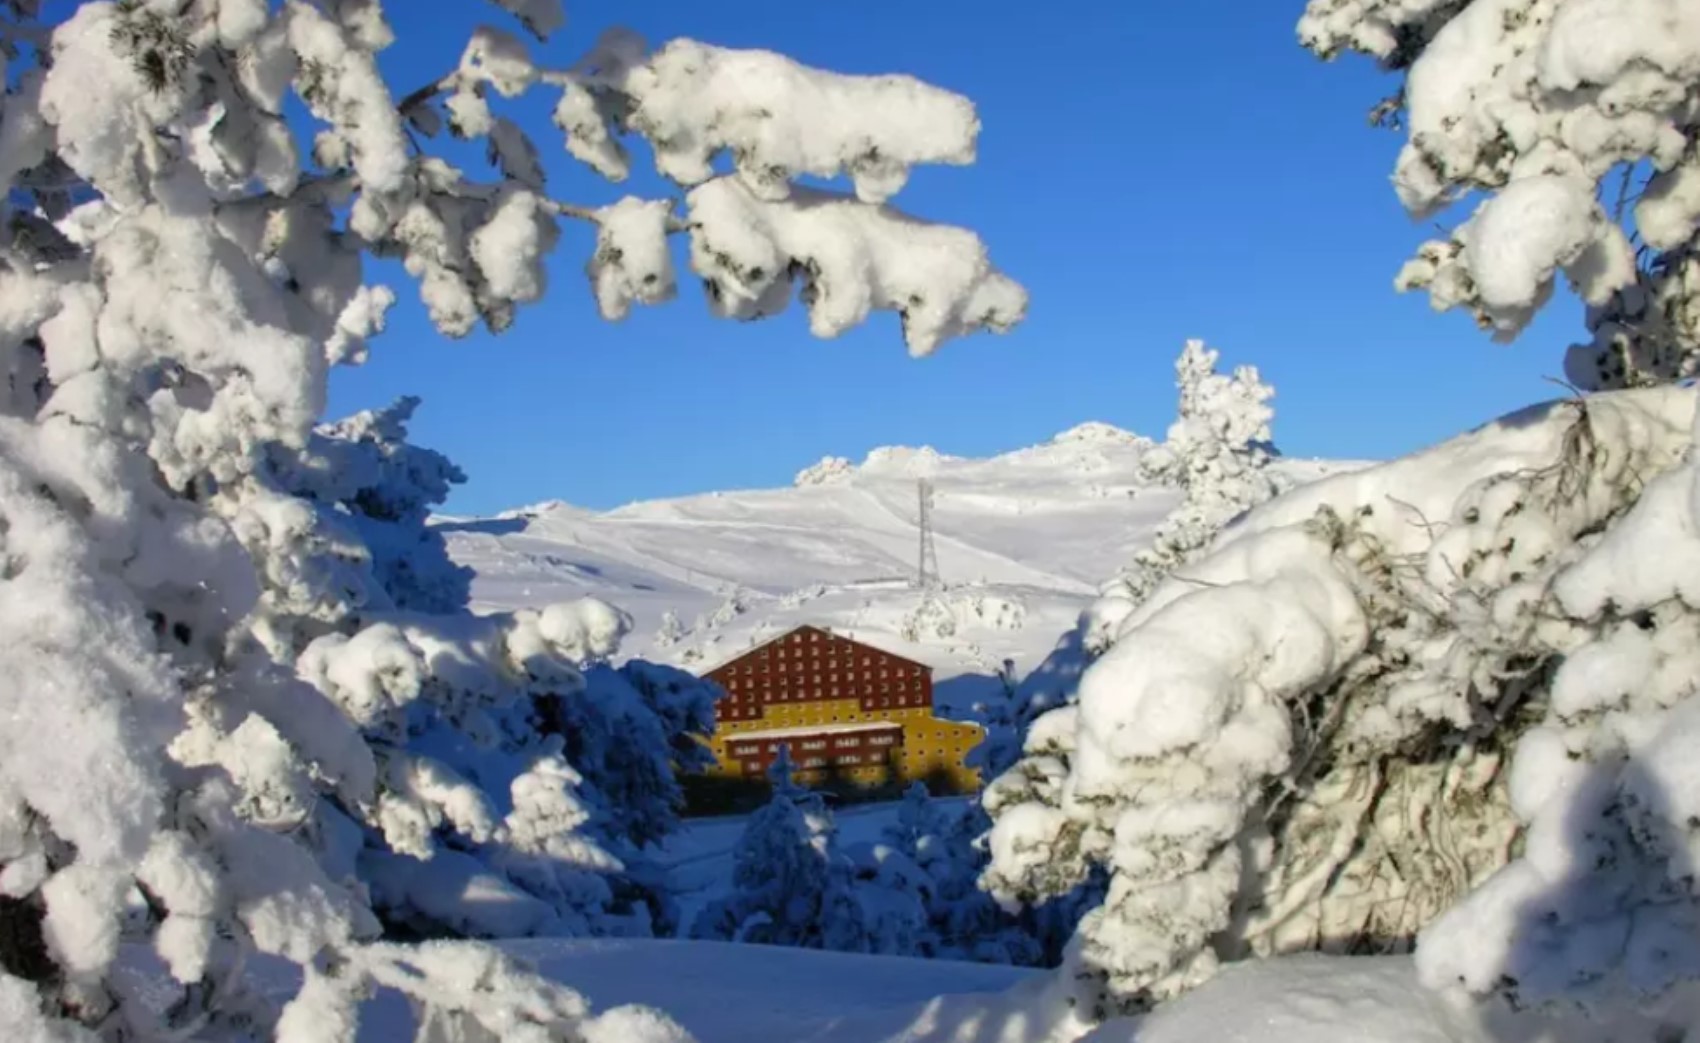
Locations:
698;623;934;677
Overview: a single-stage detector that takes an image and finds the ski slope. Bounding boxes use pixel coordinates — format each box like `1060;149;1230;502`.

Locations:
438;422;1356;715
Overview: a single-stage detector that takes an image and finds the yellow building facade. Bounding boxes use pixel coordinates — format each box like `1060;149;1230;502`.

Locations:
701;625;983;793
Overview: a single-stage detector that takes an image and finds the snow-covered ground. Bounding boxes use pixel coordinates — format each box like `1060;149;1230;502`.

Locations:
498;937;1035;1043
471;939;1700;1043
439;422;1356;717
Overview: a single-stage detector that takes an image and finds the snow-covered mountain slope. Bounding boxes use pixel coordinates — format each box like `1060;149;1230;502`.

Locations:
438;423;1358;714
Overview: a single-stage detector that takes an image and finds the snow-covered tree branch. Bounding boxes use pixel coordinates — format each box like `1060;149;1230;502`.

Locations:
1300;0;1700;389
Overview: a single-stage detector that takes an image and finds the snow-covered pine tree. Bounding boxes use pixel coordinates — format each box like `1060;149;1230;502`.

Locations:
973;339;1276;974
982;1;1700;1029
976;339;1278;806
689;748;870;951
274;396;475;617
653;609;685;648
872;782;1046;965
1086;338;1278;649
0;1;1021;1038
543;660;719;937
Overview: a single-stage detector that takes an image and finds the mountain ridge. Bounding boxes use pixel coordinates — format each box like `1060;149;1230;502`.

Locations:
437;423;1362;714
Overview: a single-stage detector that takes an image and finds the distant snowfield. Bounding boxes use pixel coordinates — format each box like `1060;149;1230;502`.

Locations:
439;422;1358;717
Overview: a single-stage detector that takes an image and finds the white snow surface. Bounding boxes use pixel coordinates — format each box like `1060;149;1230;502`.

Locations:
334;939;1690;1043
437;424;1359;715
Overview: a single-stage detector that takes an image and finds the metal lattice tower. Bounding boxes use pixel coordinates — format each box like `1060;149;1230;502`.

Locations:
916;478;941;590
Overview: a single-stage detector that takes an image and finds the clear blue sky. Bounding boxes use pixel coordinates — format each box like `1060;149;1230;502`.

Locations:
329;1;1586;515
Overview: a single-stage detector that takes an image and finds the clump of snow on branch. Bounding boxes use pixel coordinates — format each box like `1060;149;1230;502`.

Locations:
687;179;1028;356
589;196;677;320
617;40;979;203
1300;0;1700;388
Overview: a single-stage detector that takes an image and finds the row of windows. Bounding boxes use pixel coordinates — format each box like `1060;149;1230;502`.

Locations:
723;687;920;706
720;702;917;726
728;732;900;756
729;659;923;677
733;749;902;773
721;707;928;732
722;675;923;692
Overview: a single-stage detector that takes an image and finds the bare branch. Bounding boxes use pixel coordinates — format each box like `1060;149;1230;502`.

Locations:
396;75;458;116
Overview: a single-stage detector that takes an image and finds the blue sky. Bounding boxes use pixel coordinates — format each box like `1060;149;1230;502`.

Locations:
330;1;1587;515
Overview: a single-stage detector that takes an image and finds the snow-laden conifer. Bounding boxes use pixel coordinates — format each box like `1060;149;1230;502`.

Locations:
689;749;869;950
981;2;1700;1029
0;1;1020;1037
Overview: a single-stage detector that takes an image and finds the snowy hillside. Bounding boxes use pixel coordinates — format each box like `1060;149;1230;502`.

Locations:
437;423;1355;713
